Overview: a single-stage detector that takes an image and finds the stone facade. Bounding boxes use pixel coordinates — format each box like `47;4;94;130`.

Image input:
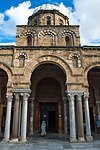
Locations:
0;9;100;143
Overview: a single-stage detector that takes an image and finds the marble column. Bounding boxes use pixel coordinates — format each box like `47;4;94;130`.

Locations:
68;93;77;142
63;97;68;135
0;106;3;132
20;93;29;142
18;95;22;138
84;93;93;142
2;93;13;142
76;94;85;142
11;93;20;141
29;97;34;135
58;101;62;133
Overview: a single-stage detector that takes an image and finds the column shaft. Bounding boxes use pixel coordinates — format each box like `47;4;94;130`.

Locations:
11;93;19;141
76;94;85;142
20;93;29;142
3;93;12;142
29;98;34;134
18;97;22;137
84;94;93;142
0;106;3;132
63;97;68;135
58;102;62;133
68;94;77;142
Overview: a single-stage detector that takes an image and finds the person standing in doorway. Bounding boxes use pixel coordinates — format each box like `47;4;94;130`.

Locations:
41;121;46;136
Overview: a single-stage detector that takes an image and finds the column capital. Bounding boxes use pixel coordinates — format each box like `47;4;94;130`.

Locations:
6;93;13;102
14;93;20;100
76;93;83;102
67;93;75;101
29;97;35;101
84;93;89;100
23;93;30;101
62;97;67;103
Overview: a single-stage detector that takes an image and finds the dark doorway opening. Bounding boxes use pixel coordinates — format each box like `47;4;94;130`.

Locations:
48;111;56;131
90;107;95;132
40;103;58;133
88;66;100;132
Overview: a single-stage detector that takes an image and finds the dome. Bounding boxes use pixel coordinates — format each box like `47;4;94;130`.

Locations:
33;4;61;15
28;4;69;26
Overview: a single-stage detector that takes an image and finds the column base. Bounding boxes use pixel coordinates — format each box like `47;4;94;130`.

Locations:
86;135;93;142
70;137;77;143
78;137;86;142
1;138;9;143
10;138;19;143
20;138;27;143
28;132;35;136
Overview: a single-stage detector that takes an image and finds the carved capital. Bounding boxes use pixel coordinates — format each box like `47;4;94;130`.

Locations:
84;93;89;101
67;93;74;102
62;97;67;103
14;93;20;101
29;97;35;102
76;93;83;102
6;93;13;102
23;93;30;101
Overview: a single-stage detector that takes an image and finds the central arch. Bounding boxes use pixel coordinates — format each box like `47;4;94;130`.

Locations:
29;63;67;134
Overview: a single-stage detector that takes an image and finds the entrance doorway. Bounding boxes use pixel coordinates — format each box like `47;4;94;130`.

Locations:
40;103;58;132
30;63;66;134
0;69;8;132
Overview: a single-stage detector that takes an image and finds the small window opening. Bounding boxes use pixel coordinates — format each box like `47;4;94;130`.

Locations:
27;35;32;46
72;56;78;68
59;19;63;25
34;19;37;26
65;36;71;46
47;16;51;26
19;55;25;67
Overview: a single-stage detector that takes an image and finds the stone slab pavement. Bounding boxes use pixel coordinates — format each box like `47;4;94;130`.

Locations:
0;133;100;150
0;140;100;150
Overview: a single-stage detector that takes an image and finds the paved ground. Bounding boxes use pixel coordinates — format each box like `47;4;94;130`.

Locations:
0;133;100;150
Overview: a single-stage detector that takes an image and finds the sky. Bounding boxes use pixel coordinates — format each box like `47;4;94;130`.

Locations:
0;0;100;46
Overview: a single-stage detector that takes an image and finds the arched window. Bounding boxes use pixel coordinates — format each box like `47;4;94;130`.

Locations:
19;55;25;67
59;19;63;25
27;35;32;46
34;19;37;26
65;36;71;46
72;56;78;68
47;16;51;26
